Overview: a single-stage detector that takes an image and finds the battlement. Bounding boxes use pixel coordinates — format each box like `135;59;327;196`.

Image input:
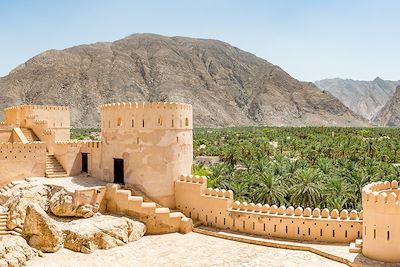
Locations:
362;180;400;262
4;104;69;111
100;102;192;111
0;142;45;150
362;180;400;209
178;175;362;221
176;175;362;243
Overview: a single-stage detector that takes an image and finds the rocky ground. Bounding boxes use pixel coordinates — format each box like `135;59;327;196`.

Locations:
0;180;146;266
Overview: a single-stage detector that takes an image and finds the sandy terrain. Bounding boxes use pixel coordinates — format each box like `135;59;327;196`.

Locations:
26;232;345;267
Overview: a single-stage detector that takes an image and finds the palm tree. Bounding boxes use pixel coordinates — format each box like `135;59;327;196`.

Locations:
289;168;322;208
322;176;354;209
251;172;288;205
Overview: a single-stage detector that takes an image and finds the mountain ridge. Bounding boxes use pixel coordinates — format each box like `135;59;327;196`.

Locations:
0;33;367;128
373;85;400;126
315;77;400;121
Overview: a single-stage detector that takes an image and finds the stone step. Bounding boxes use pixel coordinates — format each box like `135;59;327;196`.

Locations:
141;202;156;208
169;212;184;218
46;172;67;175
0;230;12;235
14;227;22;234
349;242;362;253
155;208;170;214
46;166;65;171
355;239;363;248
128;196;143;202
46;173;68;178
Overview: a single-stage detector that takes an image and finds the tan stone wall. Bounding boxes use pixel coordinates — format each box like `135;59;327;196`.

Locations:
0;129;13;143
362;181;400;262
175;175;363;243
0;142;46;186
53;141;102;176
99;102;193;208
4;105;70;142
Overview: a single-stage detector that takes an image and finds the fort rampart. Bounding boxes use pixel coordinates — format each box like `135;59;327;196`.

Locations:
0;142;46;186
362;180;400;262
175;175;363;243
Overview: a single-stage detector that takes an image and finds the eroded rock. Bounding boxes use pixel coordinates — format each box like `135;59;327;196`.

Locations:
22;204;63;252
4;184;51;230
0;235;42;267
49;188;99;218
62;214;146;253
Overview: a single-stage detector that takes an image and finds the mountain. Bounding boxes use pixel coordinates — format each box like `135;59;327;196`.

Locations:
373;86;400;126
315;78;400;120
0;33;367;128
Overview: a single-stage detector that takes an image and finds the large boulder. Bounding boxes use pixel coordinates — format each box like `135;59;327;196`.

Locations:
49;188;99;218
3;184;51;230
0;235;42;267
22;204;63;252
62;214;146;253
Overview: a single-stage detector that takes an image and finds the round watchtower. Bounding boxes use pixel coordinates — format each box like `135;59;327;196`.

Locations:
100;102;193;208
362;180;400;262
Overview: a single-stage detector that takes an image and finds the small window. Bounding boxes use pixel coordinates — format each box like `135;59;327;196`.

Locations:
158;117;163;126
172;120;174;128
185;117;189;126
142;119;145;128
176;136;179;143
117;118;123;127
131;119;134;128
108;120;111;128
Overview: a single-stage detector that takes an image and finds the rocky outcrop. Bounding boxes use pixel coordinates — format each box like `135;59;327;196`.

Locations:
373;86;400;126
49;188;99;218
315;77;400;120
0;235;42;267
0;33;367;127
22;204;64;252
62;214;146;254
3;185;51;230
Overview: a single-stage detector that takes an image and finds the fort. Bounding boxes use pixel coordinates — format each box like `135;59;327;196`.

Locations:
0;102;399;264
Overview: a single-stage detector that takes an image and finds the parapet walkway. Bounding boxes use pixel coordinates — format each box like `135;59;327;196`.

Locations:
193;226;396;267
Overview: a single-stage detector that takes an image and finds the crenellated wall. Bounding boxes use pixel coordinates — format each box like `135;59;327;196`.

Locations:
53;140;102;176
0;142;46;186
175;175;363;243
99;102;193;208
3;105;70;142
362;180;400;262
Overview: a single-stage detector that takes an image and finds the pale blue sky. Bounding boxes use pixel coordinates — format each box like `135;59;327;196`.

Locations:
1;0;399;81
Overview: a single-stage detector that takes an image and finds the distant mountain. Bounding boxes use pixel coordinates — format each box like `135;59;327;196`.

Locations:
373;86;400;126
315;78;400;120
0;33;367;127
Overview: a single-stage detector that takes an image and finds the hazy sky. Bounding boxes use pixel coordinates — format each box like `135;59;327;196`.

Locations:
1;0;399;81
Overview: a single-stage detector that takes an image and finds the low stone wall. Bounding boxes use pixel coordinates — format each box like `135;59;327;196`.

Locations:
175;175;363;243
0;142;46;186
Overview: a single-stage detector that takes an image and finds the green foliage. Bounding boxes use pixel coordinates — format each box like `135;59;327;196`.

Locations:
71;128;100;140
194;127;400;210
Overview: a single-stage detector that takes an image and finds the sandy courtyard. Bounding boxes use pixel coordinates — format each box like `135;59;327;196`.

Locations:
26;232;345;267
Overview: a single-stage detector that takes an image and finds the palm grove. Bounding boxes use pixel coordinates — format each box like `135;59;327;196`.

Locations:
193;127;400;211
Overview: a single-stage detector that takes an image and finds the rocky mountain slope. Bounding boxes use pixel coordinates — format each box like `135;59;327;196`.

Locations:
373;86;400;126
315;78;400;120
0;33;367;128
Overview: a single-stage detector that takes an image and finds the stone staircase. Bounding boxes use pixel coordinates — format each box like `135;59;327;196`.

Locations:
46;154;68;178
349;239;363;253
0;181;19;193
20;128;40;142
107;184;193;234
